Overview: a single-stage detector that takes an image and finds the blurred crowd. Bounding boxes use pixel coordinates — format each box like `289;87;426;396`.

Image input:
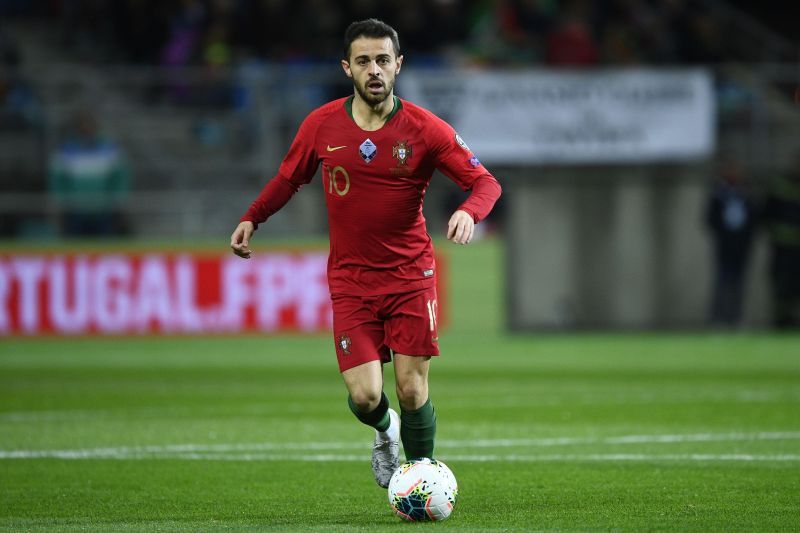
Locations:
0;23;41;131
705;155;800;329
5;0;738;67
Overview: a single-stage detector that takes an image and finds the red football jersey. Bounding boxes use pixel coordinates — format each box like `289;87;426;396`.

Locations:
242;96;501;296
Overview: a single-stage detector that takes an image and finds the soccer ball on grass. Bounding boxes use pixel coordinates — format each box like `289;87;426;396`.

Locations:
387;458;458;521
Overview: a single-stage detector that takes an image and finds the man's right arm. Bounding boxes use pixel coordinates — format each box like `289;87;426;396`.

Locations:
230;112;323;257
240;173;308;228
230;175;301;258
230;220;255;259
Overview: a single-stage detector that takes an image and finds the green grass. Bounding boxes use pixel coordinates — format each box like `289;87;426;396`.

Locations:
1;238;799;531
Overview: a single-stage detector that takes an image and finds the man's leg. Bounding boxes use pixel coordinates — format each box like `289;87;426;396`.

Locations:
394;354;436;460
342;360;401;488
342;360;388;428
334;295;395;433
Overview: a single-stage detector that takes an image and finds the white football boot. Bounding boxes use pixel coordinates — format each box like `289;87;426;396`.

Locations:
372;408;400;488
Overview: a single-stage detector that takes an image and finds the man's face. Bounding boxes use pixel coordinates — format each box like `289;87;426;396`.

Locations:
342;37;402;106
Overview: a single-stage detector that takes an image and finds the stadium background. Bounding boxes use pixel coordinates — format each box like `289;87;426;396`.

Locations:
1;2;799;531
2;0;799;330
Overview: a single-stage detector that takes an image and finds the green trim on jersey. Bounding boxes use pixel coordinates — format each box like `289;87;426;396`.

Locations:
386;96;402;122
345;95;402;125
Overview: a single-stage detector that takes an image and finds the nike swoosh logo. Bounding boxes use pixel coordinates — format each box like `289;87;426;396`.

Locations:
326;145;347;152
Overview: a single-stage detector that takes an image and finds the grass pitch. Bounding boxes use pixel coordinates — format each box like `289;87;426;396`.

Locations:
1;239;799;531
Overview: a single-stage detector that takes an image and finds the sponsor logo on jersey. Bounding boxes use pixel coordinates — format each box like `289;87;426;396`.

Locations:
326;145;347;152
469;156;481;168
338;334;352;355
423;269;434;277
455;133;470;151
392;140;413;166
359;139;377;163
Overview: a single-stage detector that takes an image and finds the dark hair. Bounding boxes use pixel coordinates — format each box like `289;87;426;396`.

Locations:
343;19;400;60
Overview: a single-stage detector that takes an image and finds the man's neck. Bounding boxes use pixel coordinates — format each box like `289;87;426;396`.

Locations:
351;93;395;131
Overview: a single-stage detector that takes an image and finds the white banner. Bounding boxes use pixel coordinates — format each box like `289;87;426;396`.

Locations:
398;68;715;164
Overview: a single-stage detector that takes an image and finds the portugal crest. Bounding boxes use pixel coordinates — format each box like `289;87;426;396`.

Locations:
337;334;352;356
392;140;413;167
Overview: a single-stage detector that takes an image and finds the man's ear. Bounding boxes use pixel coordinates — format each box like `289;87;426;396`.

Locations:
341;59;352;78
395;54;403;75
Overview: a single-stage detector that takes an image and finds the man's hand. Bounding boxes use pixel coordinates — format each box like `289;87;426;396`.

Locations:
447;209;474;245
230;221;255;259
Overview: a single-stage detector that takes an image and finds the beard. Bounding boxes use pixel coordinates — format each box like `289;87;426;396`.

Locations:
354;77;394;106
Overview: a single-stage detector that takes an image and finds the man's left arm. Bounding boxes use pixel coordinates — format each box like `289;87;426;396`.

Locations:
446;174;502;244
429;122;502;244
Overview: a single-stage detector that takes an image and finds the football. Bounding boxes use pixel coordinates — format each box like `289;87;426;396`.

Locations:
387;458;458;521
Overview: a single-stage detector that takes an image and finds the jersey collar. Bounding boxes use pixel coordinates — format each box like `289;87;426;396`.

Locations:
344;95;402;127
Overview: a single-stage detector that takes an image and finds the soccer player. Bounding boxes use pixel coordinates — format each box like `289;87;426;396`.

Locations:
230;19;501;488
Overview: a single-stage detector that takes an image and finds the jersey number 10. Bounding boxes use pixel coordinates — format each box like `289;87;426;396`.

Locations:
327;165;350;197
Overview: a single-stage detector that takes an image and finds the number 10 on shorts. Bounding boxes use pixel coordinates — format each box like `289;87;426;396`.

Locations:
426;299;438;334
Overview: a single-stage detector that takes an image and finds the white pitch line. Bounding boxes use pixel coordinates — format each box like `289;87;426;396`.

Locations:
442;431;800;448
444;454;800;463
1;431;797;457
2;451;800;463
1;431;799;460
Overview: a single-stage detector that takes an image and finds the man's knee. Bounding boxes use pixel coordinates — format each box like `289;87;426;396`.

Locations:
396;378;428;410
342;360;384;412
349;386;383;413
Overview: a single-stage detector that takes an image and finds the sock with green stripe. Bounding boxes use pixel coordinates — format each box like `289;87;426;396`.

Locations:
400;398;437;460
348;392;391;432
